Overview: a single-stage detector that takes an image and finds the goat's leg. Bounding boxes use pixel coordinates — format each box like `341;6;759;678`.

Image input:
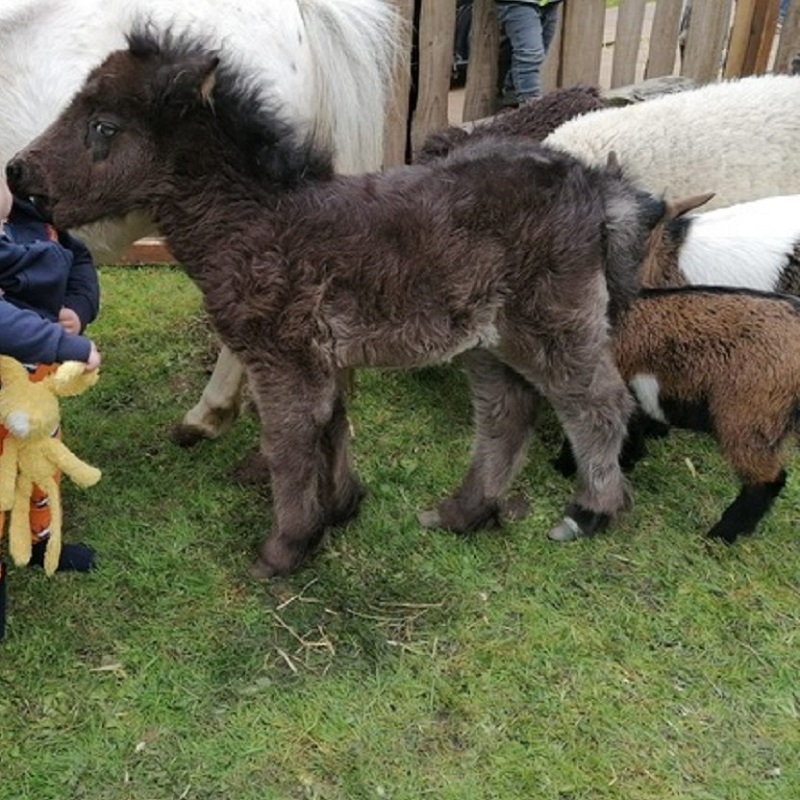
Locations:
419;350;541;533
706;472;787;543
172;345;247;447
706;421;790;542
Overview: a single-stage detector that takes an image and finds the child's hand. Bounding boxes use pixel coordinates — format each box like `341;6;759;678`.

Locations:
85;341;102;372
58;307;82;334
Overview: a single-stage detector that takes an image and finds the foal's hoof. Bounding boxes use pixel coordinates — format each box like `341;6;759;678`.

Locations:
548;516;585;542
250;557;279;581
417;508;442;529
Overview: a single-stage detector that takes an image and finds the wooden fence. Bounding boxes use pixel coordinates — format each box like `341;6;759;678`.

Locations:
385;0;800;166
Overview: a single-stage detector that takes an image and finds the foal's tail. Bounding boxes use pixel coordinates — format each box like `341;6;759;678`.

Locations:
298;0;404;173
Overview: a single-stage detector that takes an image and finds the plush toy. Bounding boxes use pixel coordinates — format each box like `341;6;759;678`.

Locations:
0;356;101;577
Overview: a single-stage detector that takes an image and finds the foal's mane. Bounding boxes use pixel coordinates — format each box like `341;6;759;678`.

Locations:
125;25;335;188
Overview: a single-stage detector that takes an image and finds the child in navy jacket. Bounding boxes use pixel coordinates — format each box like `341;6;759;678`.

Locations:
0;176;102;638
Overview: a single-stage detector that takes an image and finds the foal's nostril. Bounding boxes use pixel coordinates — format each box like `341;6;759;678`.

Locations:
5;159;24;192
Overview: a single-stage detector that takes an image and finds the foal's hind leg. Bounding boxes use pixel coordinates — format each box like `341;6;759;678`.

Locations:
503;324;632;541
172;345;247;447
543;352;633;540
419;351;541;533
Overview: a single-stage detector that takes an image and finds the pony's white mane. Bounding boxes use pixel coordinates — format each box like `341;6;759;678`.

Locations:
0;0;401;258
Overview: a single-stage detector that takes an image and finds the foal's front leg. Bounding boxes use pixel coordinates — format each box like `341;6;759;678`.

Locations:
246;367;353;578
420;350;541;533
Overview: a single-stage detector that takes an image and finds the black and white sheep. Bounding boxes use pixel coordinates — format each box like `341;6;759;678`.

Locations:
553;286;800;544
640;193;800;296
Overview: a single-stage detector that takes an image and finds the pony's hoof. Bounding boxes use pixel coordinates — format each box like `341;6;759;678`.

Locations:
170;423;212;448
417;509;442;529
548;516;585;542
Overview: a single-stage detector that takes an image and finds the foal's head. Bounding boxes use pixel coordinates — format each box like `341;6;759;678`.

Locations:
6;28;332;229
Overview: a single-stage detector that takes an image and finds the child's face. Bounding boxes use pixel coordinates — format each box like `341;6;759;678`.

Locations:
0;176;12;221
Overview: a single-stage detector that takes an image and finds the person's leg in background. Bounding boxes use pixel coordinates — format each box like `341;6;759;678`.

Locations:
496;2;561;104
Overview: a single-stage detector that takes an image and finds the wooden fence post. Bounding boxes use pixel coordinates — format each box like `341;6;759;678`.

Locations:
462;0;499;122
610;0;648;87
383;0;416;168
645;0;684;78
409;0;457;158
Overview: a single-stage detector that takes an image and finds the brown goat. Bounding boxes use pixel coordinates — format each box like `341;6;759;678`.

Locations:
554;286;800;543
7;31;668;577
614;286;800;542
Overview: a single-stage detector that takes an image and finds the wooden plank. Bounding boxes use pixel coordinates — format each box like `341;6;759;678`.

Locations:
120;238;177;266
610;0;647;88
462;0;499;122
680;0;734;83
560;0;606;87
540;10;564;93
725;0;758;76
644;0;684;78
409;0;457;157
745;0;780;74
775;0;800;72
382;0;415;166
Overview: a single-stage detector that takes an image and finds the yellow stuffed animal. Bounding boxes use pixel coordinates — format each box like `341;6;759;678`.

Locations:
0;356;101;576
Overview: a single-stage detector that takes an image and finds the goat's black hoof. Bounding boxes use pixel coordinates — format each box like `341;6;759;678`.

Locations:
706;528;739;546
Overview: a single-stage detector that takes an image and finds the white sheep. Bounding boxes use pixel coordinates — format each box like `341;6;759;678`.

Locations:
544;74;800;212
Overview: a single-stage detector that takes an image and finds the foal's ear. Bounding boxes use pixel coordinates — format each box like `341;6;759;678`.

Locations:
158;54;220;111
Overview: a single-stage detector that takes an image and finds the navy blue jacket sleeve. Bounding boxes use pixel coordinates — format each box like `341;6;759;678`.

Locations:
0;297;93;363
59;231;100;330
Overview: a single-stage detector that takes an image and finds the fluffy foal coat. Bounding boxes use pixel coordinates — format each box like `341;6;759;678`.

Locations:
7;32;667;576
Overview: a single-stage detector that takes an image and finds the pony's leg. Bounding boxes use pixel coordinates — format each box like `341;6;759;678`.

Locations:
320;372;365;528
551;406;651;478
171;345;247;447
419;350;541;533
246;366;346;579
532;348;633;541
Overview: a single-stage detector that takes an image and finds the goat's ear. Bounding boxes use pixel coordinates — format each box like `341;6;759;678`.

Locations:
666;191;715;219
158;54;220;111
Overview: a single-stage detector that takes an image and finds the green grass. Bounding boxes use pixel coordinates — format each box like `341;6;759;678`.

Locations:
1;264;798;799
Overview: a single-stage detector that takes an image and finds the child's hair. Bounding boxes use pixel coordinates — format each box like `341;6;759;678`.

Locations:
0;177;12;223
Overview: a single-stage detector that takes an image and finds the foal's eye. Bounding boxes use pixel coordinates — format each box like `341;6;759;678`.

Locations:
91;120;118;139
